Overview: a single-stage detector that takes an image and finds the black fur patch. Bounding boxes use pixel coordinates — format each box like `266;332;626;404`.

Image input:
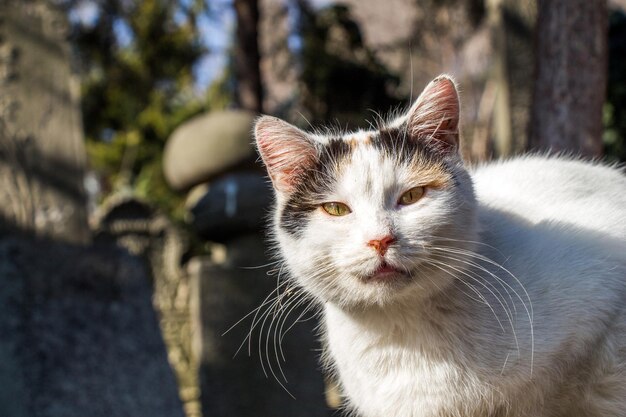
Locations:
375;126;442;166
280;138;352;236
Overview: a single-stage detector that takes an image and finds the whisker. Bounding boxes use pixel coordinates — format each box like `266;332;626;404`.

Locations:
428;257;519;352
268;292;303;383
427;245;534;373
238;260;282;270
430;250;517;317
427;259;510;337
432;246;534;320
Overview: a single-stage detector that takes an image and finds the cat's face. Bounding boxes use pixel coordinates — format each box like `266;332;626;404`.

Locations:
256;76;478;308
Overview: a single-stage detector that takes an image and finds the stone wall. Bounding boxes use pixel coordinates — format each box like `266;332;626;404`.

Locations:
0;236;184;417
94;197;201;417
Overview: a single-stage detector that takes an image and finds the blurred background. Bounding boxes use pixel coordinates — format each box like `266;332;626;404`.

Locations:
0;0;625;416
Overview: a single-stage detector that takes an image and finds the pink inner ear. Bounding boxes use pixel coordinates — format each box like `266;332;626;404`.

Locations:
406;76;460;152
255;116;317;193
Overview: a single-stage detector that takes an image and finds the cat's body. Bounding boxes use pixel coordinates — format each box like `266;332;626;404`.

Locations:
254;76;626;417
325;156;626;417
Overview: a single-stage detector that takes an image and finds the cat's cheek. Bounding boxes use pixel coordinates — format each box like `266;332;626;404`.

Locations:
276;221;337;279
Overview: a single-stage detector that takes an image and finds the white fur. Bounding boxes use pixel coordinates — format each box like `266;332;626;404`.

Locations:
272;150;626;417
256;76;626;416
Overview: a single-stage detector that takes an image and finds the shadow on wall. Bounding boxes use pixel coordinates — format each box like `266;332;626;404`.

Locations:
0;230;185;417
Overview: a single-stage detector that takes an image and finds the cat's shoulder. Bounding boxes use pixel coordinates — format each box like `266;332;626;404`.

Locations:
469;154;625;185
468;154;626;243
469;154;625;202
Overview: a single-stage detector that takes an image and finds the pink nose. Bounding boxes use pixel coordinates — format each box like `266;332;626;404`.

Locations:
367;235;396;256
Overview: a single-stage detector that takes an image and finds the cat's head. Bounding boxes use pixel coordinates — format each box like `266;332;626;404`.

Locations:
255;75;478;308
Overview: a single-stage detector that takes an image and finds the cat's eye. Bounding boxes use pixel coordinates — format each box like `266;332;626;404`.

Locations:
322;202;351;216
398;187;425;205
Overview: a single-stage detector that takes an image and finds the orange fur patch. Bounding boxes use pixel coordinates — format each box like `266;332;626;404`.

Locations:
346;134;372;148
408;159;453;189
347;137;359;148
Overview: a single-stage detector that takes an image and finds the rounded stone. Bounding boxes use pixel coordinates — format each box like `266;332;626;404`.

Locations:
163;110;257;191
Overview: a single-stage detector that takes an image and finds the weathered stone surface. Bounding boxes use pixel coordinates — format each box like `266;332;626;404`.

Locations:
93;196;200;417
163;110;258;191
0;1;89;244
0;236;185;417
188;235;331;417
188;173;272;242
0;240;28;417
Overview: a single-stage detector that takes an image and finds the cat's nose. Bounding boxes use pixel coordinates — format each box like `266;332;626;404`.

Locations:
367;235;396;256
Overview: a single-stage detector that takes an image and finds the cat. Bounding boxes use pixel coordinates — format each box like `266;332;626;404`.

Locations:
253;75;626;417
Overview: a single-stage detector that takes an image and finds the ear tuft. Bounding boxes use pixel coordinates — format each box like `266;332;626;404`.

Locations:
405;74;460;153
254;116;317;193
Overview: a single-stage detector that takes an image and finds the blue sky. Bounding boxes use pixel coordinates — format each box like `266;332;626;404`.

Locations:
195;0;234;90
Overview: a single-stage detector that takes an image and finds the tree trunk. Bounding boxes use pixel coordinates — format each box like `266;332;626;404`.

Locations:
528;0;608;157
234;0;263;113
0;0;90;244
487;0;513;158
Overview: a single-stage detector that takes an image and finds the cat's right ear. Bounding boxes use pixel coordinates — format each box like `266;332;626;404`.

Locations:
254;116;317;194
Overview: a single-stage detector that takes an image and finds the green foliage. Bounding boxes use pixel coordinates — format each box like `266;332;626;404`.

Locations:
604;10;626;162
67;0;233;220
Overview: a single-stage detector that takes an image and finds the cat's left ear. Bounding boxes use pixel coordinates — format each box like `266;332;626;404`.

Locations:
404;75;460;153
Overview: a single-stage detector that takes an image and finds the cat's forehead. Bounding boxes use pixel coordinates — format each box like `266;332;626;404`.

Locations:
314;128;453;189
342;130;376;147
312;129;375;146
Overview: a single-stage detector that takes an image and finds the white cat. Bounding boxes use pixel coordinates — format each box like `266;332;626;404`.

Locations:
254;75;626;417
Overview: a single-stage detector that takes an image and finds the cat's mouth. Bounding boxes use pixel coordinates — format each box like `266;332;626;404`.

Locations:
366;261;407;283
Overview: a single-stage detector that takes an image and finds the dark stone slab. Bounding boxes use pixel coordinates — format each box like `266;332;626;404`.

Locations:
188;235;333;417
188;173;273;242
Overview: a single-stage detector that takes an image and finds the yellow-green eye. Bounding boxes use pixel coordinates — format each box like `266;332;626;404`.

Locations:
322;202;351;216
398;187;425;205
